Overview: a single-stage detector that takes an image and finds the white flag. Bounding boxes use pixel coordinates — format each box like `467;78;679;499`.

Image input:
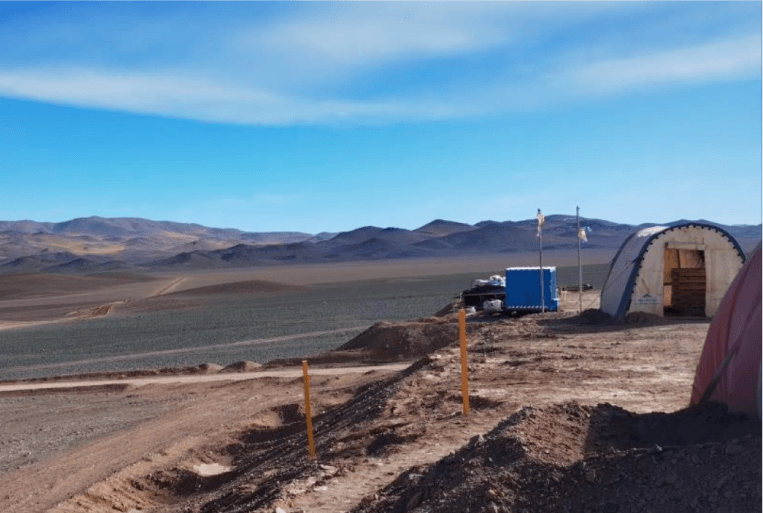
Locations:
536;209;545;236
578;228;588;242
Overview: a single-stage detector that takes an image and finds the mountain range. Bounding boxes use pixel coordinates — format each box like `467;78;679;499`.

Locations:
0;216;759;274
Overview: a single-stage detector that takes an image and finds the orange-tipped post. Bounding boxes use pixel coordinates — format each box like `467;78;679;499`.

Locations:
459;309;469;415
302;360;316;458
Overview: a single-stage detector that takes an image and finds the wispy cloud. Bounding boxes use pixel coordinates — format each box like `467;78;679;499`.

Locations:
0;67;469;125
562;34;761;97
248;3;513;67
0;3;758;126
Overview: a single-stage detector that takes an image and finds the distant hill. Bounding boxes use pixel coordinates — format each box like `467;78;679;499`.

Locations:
414;219;476;238
0;215;759;273
416;223;565;253
316;226;430;249
143;250;229;270
0;216;311;240
1;251;86;273
0;216;313;264
325;237;433;260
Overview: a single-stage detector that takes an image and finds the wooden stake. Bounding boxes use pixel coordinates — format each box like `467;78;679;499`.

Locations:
459;309;469;415
302;360;316;459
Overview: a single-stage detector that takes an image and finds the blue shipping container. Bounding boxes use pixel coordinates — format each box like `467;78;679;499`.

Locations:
504;267;559;312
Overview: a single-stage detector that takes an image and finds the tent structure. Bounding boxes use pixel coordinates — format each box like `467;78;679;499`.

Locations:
600;223;745;318
690;247;761;418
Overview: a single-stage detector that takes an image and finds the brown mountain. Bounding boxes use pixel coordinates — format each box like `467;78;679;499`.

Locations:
0;216;759;273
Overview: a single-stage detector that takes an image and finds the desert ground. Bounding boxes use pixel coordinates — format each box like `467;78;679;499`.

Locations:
0;252;579;326
0;257;759;513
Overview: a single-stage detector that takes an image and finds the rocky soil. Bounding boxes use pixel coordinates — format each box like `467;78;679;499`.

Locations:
1;300;759;513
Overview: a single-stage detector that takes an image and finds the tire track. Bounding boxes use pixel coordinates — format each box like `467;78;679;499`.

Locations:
149;277;186;297
0;362;409;393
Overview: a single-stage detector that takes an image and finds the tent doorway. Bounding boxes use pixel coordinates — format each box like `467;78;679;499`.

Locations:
663;244;706;316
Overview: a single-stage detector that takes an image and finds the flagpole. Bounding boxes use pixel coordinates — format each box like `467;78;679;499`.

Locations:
577;206;582;314
538;209;544;313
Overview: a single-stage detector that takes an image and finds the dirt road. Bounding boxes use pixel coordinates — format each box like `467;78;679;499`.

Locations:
0;362;409;393
149;277;187;297
0;363;405;513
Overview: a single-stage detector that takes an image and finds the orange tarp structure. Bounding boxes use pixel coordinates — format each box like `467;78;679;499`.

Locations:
690;248;761;418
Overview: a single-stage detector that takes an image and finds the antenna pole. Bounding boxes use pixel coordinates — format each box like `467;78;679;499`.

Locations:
577;206;583;314
538;209;544;313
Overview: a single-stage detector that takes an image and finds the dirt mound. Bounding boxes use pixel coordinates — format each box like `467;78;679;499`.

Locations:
353;402;761;513
195;363;223;374
578;308;619;325
626;311;665;324
167;279;307;296
222;361;263;373
544;309;623;327
337;319;458;360
88;304;114;317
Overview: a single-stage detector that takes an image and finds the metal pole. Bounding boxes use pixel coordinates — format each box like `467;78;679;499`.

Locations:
577;206;583;314
538;210;544;313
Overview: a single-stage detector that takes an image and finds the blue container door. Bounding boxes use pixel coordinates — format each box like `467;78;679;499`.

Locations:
505;267;558;310
544;269;558;311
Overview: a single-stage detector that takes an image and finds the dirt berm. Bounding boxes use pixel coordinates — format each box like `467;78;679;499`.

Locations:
337;317;458;360
353;402;760;513
267;316;458;367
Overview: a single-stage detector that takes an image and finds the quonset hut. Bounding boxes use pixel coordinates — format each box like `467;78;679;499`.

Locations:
600;223;745;318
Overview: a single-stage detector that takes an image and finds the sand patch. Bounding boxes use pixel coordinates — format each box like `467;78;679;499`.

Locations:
192;463;232;476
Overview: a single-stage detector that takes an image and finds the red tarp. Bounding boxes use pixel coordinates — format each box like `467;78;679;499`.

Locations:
690;249;761;417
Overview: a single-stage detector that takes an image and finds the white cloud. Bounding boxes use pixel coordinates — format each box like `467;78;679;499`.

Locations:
0;4;758;126
251;3;511;66
0;69;268;111
234;2;648;90
0;66;478;125
564;34;761;96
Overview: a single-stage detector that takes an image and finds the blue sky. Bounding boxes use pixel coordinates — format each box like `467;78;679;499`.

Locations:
1;2;760;233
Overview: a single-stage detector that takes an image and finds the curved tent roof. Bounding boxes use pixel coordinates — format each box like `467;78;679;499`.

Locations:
600;223;745;317
690;248;761;417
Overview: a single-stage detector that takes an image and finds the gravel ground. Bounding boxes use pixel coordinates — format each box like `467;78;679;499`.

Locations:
0;386;190;473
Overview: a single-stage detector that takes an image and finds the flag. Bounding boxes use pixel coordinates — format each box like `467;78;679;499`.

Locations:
536;209;545;236
578;228;588;243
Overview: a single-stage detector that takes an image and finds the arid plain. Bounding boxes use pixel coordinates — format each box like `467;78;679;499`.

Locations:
0;249;759;513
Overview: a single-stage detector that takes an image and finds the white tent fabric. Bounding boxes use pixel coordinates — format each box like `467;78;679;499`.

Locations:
600;223;745;317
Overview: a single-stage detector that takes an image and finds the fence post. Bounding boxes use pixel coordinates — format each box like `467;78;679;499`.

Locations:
302;360;316;459
459;309;469;415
